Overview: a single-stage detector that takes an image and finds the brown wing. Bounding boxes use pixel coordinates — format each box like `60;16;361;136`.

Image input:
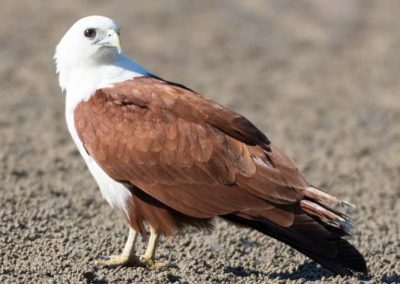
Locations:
74;77;310;221
74;76;367;275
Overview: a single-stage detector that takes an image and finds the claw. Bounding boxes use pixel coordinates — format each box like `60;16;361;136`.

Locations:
140;256;167;270
98;255;111;260
95;254;140;267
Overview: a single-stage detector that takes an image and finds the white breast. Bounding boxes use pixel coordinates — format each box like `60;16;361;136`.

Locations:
66;110;133;217
63;54;150;218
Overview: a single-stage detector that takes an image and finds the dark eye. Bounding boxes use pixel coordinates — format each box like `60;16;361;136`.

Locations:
84;28;96;38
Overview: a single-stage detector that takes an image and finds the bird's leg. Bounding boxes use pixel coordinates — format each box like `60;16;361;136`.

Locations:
140;225;164;269
95;227;140;267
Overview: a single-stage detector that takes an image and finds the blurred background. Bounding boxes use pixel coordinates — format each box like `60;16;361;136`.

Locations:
0;1;399;283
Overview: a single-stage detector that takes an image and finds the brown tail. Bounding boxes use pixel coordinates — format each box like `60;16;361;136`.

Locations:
222;204;367;275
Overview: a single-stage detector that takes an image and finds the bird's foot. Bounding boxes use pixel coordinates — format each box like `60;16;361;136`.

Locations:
139;255;167;270
95;254;141;267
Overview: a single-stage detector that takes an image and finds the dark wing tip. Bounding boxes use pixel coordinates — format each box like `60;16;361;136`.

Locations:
222;213;368;276
231;116;270;147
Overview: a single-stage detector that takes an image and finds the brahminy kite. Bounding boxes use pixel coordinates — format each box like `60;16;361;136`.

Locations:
54;16;367;275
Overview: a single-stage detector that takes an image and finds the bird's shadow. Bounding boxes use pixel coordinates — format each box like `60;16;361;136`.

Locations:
381;274;400;284
224;266;268;278
267;262;336;281
225;261;372;282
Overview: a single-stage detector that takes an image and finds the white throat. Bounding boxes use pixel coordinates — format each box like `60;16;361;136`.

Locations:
62;53;150;112
60;52;149;218
55;16;150;221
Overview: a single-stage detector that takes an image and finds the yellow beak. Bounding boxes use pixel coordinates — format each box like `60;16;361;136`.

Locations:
103;29;121;53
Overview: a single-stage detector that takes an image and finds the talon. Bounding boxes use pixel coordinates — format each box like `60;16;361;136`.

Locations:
140;255;154;266
95;228;139;267
95;254;140;267
98;255;111;260
140;256;166;270
151;262;167;270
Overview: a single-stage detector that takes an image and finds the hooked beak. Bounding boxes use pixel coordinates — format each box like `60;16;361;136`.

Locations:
98;29;121;54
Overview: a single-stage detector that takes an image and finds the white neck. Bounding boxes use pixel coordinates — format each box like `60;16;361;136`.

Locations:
62;53;150;112
61;52;149;214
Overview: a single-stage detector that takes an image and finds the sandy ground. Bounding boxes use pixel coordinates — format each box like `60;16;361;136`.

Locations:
0;1;399;283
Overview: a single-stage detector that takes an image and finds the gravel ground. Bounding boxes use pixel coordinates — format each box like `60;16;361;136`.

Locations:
1;1;399;283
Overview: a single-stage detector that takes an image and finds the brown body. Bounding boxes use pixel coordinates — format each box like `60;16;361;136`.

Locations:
74;76;367;275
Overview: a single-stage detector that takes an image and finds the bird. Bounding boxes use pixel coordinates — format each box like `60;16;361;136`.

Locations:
54;15;367;275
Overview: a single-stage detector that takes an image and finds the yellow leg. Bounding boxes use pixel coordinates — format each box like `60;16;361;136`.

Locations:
140;225;164;269
95;227;140;267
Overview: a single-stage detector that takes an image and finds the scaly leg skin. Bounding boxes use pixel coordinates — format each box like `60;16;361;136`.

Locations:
95;227;140;267
140;225;165;269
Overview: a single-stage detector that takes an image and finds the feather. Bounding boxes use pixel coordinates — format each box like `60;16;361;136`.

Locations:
72;76;367;274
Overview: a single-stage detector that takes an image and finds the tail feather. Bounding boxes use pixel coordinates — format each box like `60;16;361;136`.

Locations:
304;186;354;210
222;213;367;276
300;199;354;235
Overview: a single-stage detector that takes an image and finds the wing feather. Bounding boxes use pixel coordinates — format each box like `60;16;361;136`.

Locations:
72;76;365;274
74;77;309;220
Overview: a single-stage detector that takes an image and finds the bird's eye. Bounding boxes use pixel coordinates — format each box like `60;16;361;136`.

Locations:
84;28;97;38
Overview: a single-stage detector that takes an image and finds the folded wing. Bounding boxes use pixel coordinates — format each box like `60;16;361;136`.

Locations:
74;76;367;274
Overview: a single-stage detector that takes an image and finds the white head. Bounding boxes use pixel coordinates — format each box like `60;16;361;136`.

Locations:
54;16;122;90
